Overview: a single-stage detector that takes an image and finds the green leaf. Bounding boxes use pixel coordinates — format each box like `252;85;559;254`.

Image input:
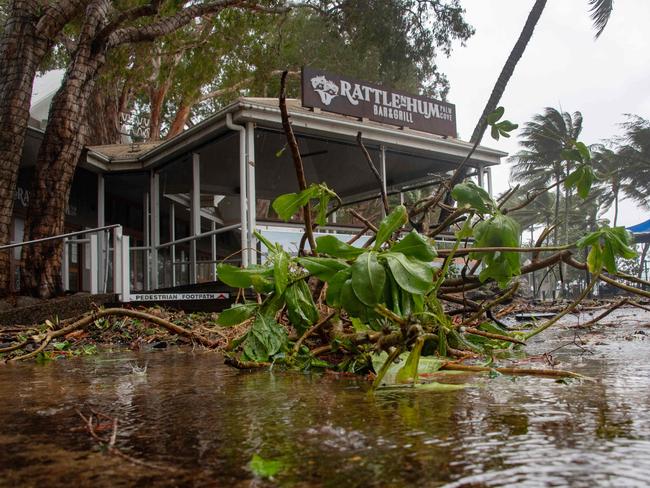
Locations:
216;303;258;326
285;280;319;333
487;106;504;124
351;251;386;306
273;251;290;295
575;141;591;161
603;241;617;274
316;235;364;259
561;148;583;162
326;269;351;308
577;226;637;273
498;120;518;131
451;181;495;213
470;214;521;288
242;312;287;362
217;263;273;291
587;244;603;274
396;338;425;384
491;124;500;141
374;205;408;249
384;252;434;295
340;278;369;318
297;257;348;281
249;454;283;479
390;230;437;261
313;192;331;227
271;185;319;221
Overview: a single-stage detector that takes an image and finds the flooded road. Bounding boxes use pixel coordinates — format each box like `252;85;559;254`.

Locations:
1;309;649;487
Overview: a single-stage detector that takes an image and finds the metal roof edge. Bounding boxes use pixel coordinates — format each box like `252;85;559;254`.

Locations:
85;97;508;168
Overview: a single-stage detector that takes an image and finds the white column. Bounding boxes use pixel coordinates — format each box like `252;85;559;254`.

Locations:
143;190;150;289
476;163;484;188
190;153;201;283
89;233;98;294
121;235;130;302
97;174;105;289
485;167;493;196
113;226;123;297
246;122;256;265
150;171;160;290
62;238;69;291
170;203;176;287
211;220;217;281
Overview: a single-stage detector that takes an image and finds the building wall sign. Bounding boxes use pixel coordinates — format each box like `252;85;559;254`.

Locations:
301;67;457;138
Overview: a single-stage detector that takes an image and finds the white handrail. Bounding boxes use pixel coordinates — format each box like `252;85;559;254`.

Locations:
0;224;121;250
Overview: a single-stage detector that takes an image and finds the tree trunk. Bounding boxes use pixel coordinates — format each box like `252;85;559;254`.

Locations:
148;83;170;141
168;102;192;138
83;83;124;146
440;0;547;221
468;0;547;145
21;1;110;297
0;1;47;295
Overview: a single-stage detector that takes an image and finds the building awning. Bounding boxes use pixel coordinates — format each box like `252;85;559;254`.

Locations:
84;97;507;204
628;218;650;244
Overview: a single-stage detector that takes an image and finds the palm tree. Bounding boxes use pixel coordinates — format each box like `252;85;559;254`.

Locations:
592;116;650;226
469;0;614;145
443;0;615;219
509;108;584;245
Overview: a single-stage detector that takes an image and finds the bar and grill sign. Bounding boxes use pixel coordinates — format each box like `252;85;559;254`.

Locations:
301;67;457;137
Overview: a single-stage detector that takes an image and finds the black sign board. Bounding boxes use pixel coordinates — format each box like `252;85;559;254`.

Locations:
301;67;457;138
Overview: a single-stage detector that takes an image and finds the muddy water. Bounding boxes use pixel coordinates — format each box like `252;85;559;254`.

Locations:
1;310;649;487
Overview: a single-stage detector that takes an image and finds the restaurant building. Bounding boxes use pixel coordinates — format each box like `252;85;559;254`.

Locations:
12;69;506;300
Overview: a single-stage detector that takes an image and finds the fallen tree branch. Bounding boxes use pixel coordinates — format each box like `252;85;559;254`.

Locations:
577;297;629;328
279;70;317;254
8;308;220;361
292;311;336;355
440;362;592;380
357;132;389;215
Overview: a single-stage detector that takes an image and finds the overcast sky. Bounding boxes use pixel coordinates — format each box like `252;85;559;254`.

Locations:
437;0;650;228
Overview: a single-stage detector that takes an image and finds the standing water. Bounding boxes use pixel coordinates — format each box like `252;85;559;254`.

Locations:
1;310;649;487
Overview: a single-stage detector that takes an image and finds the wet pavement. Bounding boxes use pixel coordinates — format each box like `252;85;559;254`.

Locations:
0;308;649;487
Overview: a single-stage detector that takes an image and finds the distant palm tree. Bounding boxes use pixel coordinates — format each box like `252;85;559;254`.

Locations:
592;116;650;226
509;108;584;244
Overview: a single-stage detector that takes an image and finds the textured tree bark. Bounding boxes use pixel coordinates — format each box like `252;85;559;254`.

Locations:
84;84;123;146
148;82;171;141
21;0;111;297
19;0;256;296
168;102;192;138
0;0;44;295
0;0;90;295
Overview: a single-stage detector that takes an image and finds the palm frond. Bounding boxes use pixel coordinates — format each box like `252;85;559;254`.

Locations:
588;0;613;39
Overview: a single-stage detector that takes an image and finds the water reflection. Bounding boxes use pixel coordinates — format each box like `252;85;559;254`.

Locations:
0;317;649;487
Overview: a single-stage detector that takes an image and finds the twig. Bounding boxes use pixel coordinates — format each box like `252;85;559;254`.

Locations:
348;209;378;233
524;273;600;340
356;132;389;214
75;408;178;472
440;362;592;380
279;70;317;254
292;311;335;355
577;297;628;328
437;243;574;257
462;327;526;345
8;308;220;361
460;282;520;326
